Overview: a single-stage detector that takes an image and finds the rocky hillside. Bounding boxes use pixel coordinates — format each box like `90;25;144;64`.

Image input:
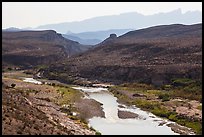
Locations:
42;24;202;86
2;30;89;70
2;79;96;135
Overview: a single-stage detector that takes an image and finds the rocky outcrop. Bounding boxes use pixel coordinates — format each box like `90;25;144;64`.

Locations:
109;34;117;39
118;110;139;119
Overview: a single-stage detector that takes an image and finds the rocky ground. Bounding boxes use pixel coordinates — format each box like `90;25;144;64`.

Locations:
2;86;93;135
74;98;105;120
2;71;104;135
117;110;139;119
111;88;202;121
109;85;202;135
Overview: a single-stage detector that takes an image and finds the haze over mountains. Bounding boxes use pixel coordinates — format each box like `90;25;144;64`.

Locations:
3;9;201;45
66;29;132;40
2;27;25;32
2;8;202;86
42;23;202;86
62;29;132;45
34;9;201;34
62;34;101;45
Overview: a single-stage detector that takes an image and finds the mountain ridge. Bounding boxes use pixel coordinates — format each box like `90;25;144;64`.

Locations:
34;9;201;33
41;23;202;86
2;30;90;69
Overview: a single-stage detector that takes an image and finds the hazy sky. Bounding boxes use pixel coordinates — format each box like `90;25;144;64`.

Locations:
2;2;202;29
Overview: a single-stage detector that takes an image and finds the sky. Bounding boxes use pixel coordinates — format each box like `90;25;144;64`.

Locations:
2;2;202;29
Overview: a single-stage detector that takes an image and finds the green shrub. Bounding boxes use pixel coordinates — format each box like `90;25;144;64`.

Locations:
151;107;171;118
172;78;195;85
95;131;101;135
158;93;170;102
89;126;101;135
168;114;202;135
168;113;177;121
197;105;202;110
185;121;202;135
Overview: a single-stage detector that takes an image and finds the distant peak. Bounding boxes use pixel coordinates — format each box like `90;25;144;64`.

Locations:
170;8;182;14
109;34;117;39
3;27;22;31
66;30;73;34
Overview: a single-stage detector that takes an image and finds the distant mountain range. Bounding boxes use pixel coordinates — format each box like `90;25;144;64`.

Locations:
62;29;132;45
2;27;26;32
3;9;201;45
65;29;132;40
42;23;202;86
62;34;101;45
34;9;201;33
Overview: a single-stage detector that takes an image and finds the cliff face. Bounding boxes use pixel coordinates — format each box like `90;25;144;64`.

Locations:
2;30;89;69
42;24;202;86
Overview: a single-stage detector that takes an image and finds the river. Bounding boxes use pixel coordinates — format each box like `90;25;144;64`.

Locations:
21;77;188;135
72;86;179;135
23;78;42;84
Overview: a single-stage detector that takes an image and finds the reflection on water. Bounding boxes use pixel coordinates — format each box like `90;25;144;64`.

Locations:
72;86;178;135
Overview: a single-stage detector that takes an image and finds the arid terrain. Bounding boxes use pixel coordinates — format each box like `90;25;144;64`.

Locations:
2;23;202;135
2;30;90;69
41;24;202;86
2;71;103;135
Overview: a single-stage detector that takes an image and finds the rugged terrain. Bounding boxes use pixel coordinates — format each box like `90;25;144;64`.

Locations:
109;82;202;134
2;30;90;70
2;71;103;135
2;23;202;135
41;23;202;86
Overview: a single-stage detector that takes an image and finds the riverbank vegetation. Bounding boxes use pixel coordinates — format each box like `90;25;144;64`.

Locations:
109;78;202;134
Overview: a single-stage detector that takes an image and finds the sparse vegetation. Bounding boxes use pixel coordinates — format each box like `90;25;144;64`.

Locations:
95;131;101;135
109;80;202;135
158;93;170;102
2;75;96;135
90;126;101;135
2;22;202;135
54;86;82;106
197;105;202;110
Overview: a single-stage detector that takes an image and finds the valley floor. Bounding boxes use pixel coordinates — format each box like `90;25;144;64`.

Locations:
2;70;202;135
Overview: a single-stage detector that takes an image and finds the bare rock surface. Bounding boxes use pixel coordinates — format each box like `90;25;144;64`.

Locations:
118;110;139;119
